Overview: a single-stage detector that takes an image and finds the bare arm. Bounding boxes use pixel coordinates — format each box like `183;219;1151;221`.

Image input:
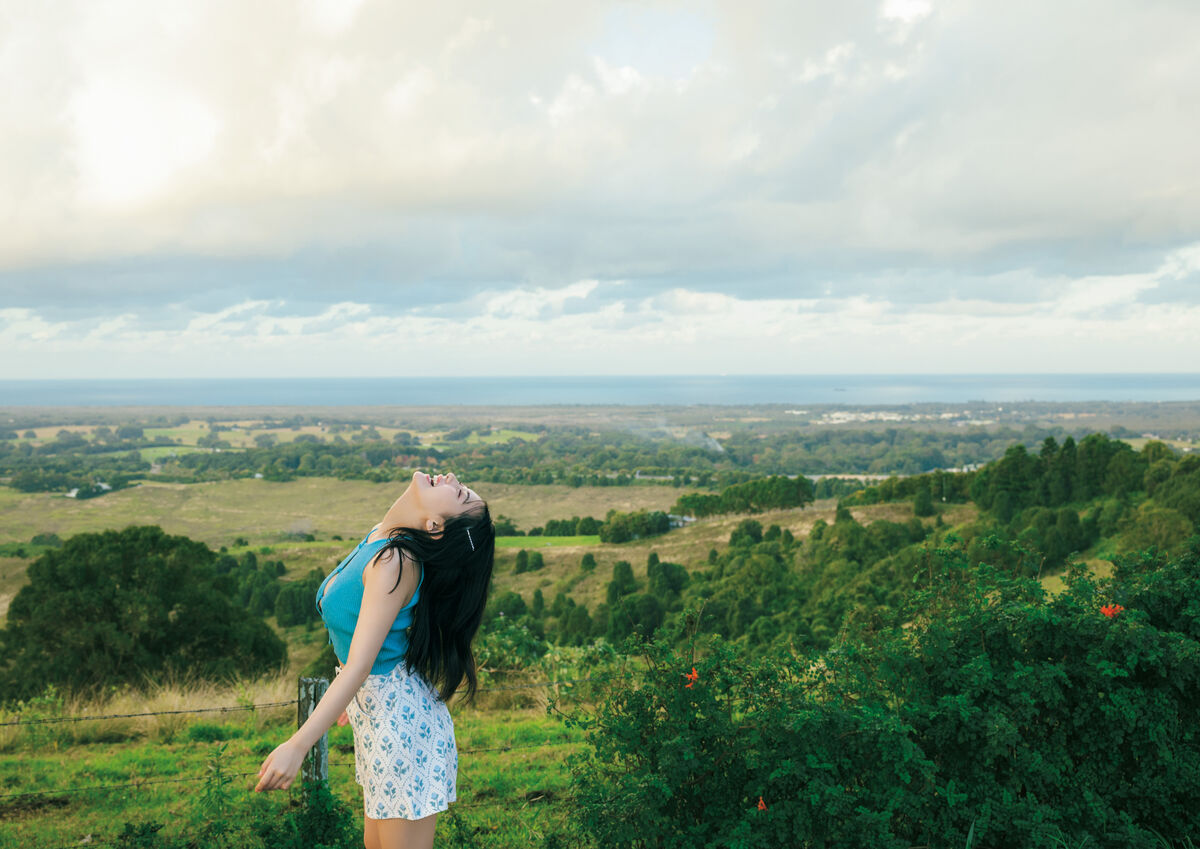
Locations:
255;546;418;791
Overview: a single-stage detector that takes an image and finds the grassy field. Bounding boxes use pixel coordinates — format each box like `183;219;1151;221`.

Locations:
0;478;680;619
0;598;612;849
17;418;537;454
0;474;1111;622
0;478;681;548
0;472;1131;846
495;535;601;548
463;428;540;444
0;694;586;849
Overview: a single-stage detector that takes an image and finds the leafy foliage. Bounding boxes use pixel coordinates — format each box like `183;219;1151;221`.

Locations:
599;509;671;543
672;475;815;517
0;526;287;702
556;537;1200;848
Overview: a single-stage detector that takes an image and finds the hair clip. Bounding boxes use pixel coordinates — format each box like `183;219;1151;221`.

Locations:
466;527;475;552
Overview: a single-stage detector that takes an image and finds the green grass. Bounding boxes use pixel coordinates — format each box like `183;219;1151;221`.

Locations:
142;425;203;443
139;445;202;460
0;477;952;631
0;478;680;548
81;445;203;461
464;428;540;445
496;535;600;548
0;705;584;849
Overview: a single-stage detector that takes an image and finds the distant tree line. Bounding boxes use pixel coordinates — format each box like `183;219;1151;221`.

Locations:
4;419;1146;492
672;475;815;517
492;515;603;537
598;509;671;543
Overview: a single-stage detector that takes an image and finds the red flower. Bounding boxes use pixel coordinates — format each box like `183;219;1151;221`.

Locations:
684;667;699;688
1101;604;1125;618
757;796;767;811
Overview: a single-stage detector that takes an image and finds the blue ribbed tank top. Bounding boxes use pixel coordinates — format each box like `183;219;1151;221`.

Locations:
315;528;423;675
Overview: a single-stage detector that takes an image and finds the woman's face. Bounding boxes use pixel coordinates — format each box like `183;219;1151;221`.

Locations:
411;470;482;523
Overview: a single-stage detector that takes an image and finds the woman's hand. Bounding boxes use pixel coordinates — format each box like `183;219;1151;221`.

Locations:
254;739;306;792
337;710;349;726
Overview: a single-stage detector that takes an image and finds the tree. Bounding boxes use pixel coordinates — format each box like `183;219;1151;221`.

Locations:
730;519;763;546
560;605;594;646
493;515;522;536
606;561;637;603
647;558;689;603
599;510;671;543
0;526;286;700
607;593;664;643
275;582;315;626
488;590;528;622
913;483;935;517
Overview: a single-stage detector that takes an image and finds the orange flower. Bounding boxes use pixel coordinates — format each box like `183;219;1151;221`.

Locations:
684;667;699;688
1101;604;1125;618
757;796;767;811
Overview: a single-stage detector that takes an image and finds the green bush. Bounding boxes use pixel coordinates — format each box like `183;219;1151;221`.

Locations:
555;537;1200;848
599;509;670;544
0;526;286;702
556;627;930;848
475;616;550;671
115;747;358;848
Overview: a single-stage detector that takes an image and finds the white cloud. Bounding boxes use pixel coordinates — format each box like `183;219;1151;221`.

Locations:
793;43;857;84
0;0;1190;272
7;244;1200;377
68;77;220;209
880;0;932;24
592;57;644;96
480;280;600;320
1;1;1198;378
303;0;368;35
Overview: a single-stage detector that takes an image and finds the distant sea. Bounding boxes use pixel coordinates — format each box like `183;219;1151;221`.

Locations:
2;375;1200;407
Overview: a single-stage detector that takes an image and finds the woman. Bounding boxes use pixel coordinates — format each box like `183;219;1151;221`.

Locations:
255;470;495;849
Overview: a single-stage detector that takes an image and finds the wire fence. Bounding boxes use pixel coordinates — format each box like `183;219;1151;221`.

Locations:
0;700;300;727
0;668;603;846
0;674;625;727
7;748;581;849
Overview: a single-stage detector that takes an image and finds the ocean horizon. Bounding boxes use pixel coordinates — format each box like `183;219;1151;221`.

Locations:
2;374;1200;407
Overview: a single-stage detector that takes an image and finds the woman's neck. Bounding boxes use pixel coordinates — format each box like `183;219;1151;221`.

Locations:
378;488;422;533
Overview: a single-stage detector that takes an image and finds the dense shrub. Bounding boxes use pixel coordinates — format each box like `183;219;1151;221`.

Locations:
673;475;815;518
0;526;287;701
599;509;670;543
556;538;1200;848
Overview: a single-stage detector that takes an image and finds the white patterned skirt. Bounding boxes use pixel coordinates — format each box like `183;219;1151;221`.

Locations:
336;662;458;820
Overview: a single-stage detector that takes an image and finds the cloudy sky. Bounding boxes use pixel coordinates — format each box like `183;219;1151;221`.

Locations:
2;0;1198;378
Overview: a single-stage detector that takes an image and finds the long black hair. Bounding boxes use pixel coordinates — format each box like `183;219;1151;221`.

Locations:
369;501;495;705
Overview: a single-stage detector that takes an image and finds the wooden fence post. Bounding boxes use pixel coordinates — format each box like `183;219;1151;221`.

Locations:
298;677;329;791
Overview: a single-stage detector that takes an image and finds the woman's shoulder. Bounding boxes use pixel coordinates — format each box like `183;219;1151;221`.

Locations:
363;543;422;600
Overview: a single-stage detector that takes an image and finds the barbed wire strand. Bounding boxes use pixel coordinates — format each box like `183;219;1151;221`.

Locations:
2;673;634;727
0;700;300;727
